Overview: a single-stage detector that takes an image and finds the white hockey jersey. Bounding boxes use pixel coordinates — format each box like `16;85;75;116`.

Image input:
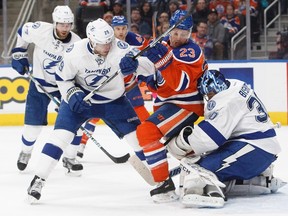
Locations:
188;79;281;155
56;38;155;104
15;21;81;92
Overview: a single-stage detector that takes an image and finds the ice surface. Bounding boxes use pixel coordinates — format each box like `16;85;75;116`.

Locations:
0;125;287;216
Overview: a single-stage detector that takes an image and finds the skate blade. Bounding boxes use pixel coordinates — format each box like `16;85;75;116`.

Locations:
182;194;224;208
152;191;179;203
65;170;82;177
27;195;38;204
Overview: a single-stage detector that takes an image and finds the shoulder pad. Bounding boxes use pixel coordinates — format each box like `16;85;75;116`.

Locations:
173;40;203;63
126;32;144;46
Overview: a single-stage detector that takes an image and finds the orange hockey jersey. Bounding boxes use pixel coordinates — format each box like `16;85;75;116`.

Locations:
152;38;207;116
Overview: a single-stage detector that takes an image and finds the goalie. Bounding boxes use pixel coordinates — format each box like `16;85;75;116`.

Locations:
167;70;286;208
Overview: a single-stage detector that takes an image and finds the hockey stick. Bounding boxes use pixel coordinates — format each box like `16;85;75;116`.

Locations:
26;71;130;164
83;10;192;102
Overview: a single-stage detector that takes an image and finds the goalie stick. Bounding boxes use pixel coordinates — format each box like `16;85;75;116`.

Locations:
83;10;193;102
26;71;130;164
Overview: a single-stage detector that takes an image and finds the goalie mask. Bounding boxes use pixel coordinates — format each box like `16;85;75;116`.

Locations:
86;19;115;49
197;70;229;96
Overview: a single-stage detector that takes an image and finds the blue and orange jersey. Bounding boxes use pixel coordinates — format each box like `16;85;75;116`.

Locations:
233;0;258;17
209;0;231;18
125;31;150;50
152;37;207;116
220;15;241;34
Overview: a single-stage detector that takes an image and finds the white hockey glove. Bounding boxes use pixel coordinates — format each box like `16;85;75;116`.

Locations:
167;126;194;160
67;87;91;113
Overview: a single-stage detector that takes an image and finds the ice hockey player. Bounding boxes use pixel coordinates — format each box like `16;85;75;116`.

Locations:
167;69;286;208
119;9;208;202
76;15;151;159
11;5;84;174
26;18;155;203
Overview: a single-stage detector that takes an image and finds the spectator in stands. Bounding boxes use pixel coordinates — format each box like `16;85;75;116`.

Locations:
156;12;169;36
131;7;152;39
178;0;188;10
139;1;154;29
233;0;260;42
79;0;110;12
159;22;170;35
207;8;226;60
220;4;241;59
76;0;106;38
281;0;287;14
111;0;125;16
192;0;210;32
209;0;231;18
103;11;114;25
192;20;214;60
269;29;288;59
168;0;180;18
131;23;140;34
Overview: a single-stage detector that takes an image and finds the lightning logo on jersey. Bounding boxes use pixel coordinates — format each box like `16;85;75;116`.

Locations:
216;144;255;172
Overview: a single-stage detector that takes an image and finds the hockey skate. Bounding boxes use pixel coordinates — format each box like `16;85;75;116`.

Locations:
17;151;31;171
27;175;45;204
150;177;179;203
76;143;86;159
62;157;83;176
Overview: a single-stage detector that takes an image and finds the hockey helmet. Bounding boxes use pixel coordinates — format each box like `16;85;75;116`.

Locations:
169;9;193;31
86;18;114;48
197;70;229;95
52;5;74;29
111;16;128;27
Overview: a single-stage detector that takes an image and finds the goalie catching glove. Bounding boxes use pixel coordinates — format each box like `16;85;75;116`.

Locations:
11;48;29;75
167;126;194;160
67;87;91;113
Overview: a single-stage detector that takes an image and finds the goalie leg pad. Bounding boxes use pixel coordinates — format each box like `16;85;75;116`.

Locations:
182;194;225;208
225;177;287;196
179;157;226;208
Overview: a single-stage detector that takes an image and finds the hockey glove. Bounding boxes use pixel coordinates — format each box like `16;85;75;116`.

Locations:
67;87;91;113
119;53;139;76
144;42;168;63
11;48;29;75
138;70;165;92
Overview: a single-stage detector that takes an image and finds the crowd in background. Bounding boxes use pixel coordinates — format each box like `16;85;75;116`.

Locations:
75;0;288;60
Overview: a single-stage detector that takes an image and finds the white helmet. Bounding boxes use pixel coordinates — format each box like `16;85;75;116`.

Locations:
52;5;74;29
86;18;114;48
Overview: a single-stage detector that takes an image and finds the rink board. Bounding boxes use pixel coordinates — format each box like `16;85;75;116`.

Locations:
0;60;287;126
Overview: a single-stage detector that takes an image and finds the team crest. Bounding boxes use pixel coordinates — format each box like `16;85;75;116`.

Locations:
66;44;74;53
117;41;128;49
207;100;216;111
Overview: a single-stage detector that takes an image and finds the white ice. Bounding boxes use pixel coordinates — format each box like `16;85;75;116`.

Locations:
0;125;287;216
